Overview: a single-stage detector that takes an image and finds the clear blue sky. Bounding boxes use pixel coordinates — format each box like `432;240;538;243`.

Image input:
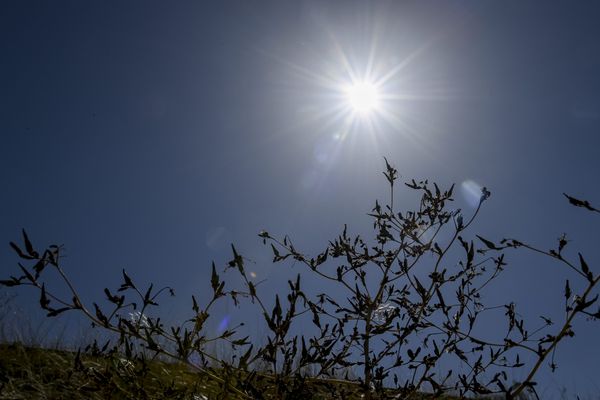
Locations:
1;1;599;397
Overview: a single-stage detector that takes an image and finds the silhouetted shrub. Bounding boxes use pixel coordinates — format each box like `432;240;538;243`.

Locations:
3;160;599;399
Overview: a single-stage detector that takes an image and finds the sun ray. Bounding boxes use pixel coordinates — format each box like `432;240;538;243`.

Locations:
254;16;453;169
372;39;434;87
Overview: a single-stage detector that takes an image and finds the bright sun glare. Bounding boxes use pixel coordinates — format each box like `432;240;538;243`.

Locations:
275;27;434;138
344;81;380;115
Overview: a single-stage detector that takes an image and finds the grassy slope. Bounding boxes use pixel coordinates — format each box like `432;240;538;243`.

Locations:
0;342;226;400
0;343;458;399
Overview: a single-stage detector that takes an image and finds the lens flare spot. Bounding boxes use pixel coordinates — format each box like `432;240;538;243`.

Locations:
218;316;230;332
205;226;227;250
461;180;482;208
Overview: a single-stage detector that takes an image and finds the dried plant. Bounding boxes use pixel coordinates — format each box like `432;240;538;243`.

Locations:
2;160;598;399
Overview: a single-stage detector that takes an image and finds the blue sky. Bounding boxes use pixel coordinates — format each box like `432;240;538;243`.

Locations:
1;1;599;397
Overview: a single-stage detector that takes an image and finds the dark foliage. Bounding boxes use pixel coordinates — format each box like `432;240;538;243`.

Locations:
2;162;598;399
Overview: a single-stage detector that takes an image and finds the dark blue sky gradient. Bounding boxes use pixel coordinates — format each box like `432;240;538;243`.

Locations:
1;1;599;397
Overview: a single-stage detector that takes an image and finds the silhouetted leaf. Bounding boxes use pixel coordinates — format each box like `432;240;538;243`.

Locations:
47;307;71;317
476;235;497;250
435;286;446;310
383;157;398;186
191;295;199;313
39;284;50;310
144;283;157;305
578;253;593;282
414;277;426;298
105;288;124;308
565;280;571;301
18;262;35;283
32;258;46;278
231;244;245;274
576;294;598;312
119;269;135;291
0;277;21;287
208;263;219;293
563;193;598;212
238;344;253;369
9;242;34;260
94;303;109;327
22;229;37;258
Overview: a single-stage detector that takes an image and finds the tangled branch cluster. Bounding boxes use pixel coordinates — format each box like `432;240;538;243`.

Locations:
3;161;598;399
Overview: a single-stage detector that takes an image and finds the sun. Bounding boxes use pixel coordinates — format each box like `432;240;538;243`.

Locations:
271;27;436;138
344;81;381;115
